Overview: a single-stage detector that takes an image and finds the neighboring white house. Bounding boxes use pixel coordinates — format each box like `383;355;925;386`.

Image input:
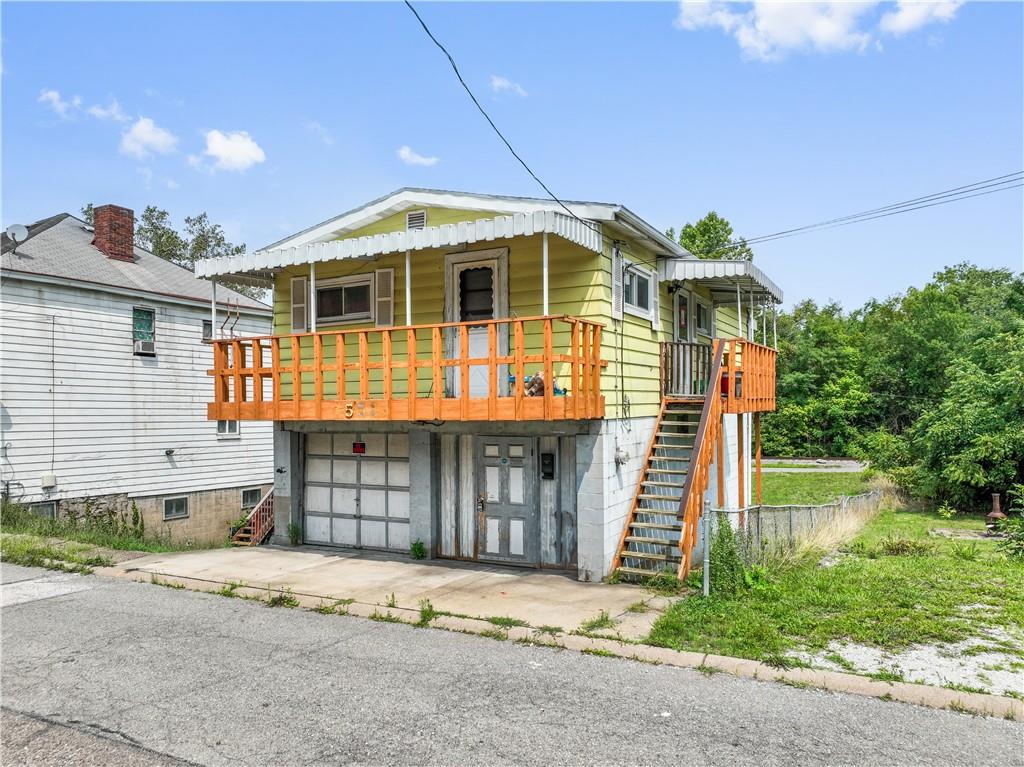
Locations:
0;204;274;544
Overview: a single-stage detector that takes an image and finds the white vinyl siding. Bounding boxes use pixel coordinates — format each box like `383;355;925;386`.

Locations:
0;278;274;503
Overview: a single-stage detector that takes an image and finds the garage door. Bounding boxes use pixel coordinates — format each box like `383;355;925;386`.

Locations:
303;432;410;551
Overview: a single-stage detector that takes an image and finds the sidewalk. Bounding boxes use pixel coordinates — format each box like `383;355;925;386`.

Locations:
106;545;664;637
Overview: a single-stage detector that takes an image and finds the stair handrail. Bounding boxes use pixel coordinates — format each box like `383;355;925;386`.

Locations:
674;340;726;577
234;487;274;545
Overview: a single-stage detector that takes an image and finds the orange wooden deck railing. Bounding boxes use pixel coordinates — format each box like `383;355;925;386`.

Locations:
208;315;606;422
721;338;777;414
675;340;726;577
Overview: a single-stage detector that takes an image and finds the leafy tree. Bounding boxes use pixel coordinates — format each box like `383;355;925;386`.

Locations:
81;203;262;300
763;262;1024;509
667;211;753;261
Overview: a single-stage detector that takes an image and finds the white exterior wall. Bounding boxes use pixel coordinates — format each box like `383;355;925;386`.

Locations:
0;277;273;504
576;415;657;582
706;412;753;511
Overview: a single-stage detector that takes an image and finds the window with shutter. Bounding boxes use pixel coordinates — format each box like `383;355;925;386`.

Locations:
611;246;624;321
290;277;308;332
375;268;395;327
651;277;661;331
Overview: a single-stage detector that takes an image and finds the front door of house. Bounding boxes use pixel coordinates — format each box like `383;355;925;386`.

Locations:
476;437;538;565
445;249;508;399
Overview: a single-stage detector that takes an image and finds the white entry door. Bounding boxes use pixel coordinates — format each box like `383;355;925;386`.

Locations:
445;249;508;398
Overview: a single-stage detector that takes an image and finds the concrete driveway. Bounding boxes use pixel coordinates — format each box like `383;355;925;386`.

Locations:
106;545;657;636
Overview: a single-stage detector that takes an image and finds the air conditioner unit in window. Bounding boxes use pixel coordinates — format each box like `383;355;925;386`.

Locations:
134;340;156;355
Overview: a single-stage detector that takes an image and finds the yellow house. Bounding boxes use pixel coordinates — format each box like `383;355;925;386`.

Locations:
196;188;782;582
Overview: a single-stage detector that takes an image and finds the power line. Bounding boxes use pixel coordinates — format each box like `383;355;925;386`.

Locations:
705;172;1023;257
744;171;1023;245
403;1;603;239
403;1;1019;263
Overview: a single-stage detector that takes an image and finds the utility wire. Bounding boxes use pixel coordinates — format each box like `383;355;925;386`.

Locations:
403;1;1020;261
403;1;604;240
705;172;1023;257
744;171;1022;245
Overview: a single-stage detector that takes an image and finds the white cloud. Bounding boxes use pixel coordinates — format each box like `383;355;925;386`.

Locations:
397;145;439;167
676;2;876;61
87;99;130;122
120;117;178;159
165;178;179;190
306;120;334;147
38;89;82;118
490;75;528;98
201;129;266;172
880;1;963;36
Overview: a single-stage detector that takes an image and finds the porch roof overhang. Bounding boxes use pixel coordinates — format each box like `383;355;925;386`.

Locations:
195;211;604;285
659;258;783;304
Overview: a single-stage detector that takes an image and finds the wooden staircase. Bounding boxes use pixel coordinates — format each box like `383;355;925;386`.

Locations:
231;489;275;546
612;399;702;581
612;341;727;583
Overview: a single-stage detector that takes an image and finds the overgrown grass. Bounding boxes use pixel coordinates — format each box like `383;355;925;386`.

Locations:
759;472;871;506
1;499;205;553
579;610;617;632
647;508;1024;663
0;533;114;574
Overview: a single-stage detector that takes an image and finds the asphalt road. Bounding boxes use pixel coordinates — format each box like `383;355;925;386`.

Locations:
2;563;1021;767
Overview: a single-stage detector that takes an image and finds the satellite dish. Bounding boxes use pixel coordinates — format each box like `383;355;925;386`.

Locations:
5;224;28;243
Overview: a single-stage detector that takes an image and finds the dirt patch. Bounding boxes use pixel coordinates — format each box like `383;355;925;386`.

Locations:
799;628;1024;697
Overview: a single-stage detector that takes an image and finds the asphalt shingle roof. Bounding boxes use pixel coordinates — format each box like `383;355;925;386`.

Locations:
1;214;269;311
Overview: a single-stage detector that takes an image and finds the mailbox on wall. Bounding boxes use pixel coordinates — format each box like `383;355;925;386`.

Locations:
540;452;555;480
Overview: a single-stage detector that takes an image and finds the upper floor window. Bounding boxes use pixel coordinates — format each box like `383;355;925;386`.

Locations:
623;266;652;317
316;275;373;325
695;296;713;336
133;307;156;356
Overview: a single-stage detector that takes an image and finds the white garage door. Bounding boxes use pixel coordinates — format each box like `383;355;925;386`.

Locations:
303;432;410;551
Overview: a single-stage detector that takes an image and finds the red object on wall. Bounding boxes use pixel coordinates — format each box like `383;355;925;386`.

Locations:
352;442;366;454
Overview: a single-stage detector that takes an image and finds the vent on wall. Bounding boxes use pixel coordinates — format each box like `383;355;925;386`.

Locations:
406;210;427;231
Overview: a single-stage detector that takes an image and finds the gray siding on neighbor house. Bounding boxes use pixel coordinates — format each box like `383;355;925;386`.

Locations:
0;276;274;504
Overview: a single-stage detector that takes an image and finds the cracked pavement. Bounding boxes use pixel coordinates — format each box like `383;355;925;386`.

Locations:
2;563;1022;766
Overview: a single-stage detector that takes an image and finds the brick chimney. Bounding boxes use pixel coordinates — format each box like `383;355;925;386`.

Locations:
92;204;135;262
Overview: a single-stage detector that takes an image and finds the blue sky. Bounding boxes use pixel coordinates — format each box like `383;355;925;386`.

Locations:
3;1;1021;309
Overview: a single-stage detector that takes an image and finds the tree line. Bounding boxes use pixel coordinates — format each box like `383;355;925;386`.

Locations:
672;211;1022;510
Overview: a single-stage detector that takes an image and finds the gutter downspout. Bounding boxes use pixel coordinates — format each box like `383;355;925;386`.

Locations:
211;280;217;339
310;262;317;333
405;250;413;325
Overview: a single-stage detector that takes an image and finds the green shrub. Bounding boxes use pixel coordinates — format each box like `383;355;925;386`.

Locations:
949;540;979;561
286;522;301;546
879;535;934;557
708;515;745;597
409;539;427;560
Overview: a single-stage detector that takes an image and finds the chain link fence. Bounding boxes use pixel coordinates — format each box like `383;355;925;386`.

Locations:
695;489;886;595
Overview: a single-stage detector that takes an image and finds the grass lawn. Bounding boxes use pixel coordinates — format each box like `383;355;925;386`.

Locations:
759;471;871;506
0;533;114;574
0;500;213;559
647;508;1024;667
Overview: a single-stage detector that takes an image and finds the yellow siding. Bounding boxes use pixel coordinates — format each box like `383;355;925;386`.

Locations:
271;235;604;400
265;202;763;416
339;206;505;240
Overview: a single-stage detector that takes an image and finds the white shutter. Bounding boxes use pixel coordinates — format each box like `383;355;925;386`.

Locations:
290;277;307;332
406;210;427;230
375;268;394;327
611;245;624;321
650;269;661;331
